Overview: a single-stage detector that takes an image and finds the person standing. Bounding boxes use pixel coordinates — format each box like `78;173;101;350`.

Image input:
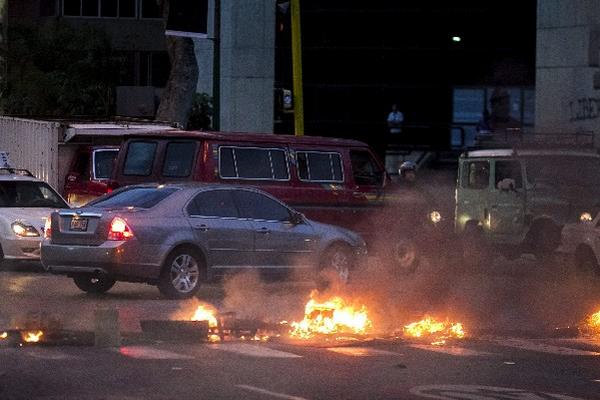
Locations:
387;103;404;134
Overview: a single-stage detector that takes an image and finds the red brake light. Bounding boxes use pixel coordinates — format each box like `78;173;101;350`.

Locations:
108;217;134;241
44;218;52;239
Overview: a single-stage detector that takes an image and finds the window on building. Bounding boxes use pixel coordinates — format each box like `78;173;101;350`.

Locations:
40;0;58;16
64;0;81;16
141;0;163;18
218;147;290;181
64;0;136;18
140;52;170;87
162;142;196;177
82;0;99;16
101;0;118;17
296;151;343;182
119;0;136;18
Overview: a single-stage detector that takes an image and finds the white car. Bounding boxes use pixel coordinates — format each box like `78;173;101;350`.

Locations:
560;212;600;273
0;169;69;265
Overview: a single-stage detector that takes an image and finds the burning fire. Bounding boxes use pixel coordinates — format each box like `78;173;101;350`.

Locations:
403;316;465;345
191;304;218;328
289;291;372;339
21;330;44;343
0;332;7;339
586;310;600;336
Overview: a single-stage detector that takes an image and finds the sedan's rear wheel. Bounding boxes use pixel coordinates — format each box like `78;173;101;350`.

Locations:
73;275;116;294
158;249;203;299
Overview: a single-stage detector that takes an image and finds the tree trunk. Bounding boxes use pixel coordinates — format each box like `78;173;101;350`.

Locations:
0;0;8;109
155;0;199;129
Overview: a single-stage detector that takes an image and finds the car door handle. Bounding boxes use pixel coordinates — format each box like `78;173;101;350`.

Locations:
256;227;270;234
196;224;210;232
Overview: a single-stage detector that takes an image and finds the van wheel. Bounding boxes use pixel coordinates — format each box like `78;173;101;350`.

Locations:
73;275;116;294
317;244;353;289
576;247;599;275
158;249;203;299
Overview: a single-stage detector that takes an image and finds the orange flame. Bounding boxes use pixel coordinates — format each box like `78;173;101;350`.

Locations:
587;310;600;336
289;291;372;339
404;316;465;345
0;332;7;339
21;330;44;343
191;304;218;328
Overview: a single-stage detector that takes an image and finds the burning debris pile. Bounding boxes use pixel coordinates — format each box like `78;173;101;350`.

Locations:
402;316;465;345
288;291;373;340
0;330;44;346
583;310;600;337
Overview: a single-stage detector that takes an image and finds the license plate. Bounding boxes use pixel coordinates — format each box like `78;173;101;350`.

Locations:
70;218;88;231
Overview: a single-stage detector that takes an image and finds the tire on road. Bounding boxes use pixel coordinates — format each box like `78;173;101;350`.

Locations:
73;275;116;294
158;247;204;299
385;237;419;274
317;243;353;289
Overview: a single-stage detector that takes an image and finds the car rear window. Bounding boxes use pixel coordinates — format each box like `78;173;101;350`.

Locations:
90;187;178;209
123;141;157;176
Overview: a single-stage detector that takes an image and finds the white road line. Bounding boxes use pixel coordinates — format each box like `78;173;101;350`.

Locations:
24;348;79;360
236;384;309;400
409;344;493;357
117;346;194;360
492;339;600;356
326;347;403;357
208;343;302;358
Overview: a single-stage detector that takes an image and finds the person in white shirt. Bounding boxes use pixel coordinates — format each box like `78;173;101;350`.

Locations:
387;103;404;134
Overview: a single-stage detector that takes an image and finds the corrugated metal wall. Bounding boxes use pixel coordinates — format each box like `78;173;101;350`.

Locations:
0;117;62;188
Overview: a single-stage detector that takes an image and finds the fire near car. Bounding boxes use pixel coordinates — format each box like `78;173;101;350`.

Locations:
41;184;367;299
0;168;69;265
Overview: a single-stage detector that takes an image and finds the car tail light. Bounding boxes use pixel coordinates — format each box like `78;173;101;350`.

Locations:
108;217;134;241
44;218;52;239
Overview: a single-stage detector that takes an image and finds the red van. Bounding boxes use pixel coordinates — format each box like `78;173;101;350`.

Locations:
110;131;451;271
64;146;119;207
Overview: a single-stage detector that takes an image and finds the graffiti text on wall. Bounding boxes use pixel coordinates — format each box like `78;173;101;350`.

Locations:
569;98;600;121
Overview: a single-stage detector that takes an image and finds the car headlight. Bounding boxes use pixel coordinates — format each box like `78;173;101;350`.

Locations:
580;212;593;223
429;211;442;224
12;222;40;237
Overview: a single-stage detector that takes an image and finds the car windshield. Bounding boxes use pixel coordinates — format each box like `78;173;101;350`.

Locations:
0;181;67;208
89;187;178;209
523;155;600;187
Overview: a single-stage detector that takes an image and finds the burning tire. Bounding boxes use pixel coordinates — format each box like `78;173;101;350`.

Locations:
72;275;116;294
318;244;353;287
388;237;419;274
158;248;203;299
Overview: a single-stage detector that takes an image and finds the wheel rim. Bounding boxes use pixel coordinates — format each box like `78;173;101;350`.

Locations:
394;241;416;268
330;251;350;284
169;254;200;294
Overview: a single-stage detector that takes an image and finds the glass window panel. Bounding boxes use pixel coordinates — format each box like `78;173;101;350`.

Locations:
40;0;58;16
350;150;382;185
101;0;118;17
464;161;490;190
297;152;309;180
162;142;196;177
123;141;157;176
233;191;290;221
119;0;135;17
141;0;162;18
64;0;81;16
91;187;177;209
307;153;333;181
219;147;236;178
82;0;99;16
235;148;271;179
151;52;170;87
331;154;343;181
94;150;118;179
495;161;522;189
189;190;238;218
270;150;289;180
453;88;485;123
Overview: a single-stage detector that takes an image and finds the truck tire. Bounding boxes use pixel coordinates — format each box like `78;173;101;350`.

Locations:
73;275;116;294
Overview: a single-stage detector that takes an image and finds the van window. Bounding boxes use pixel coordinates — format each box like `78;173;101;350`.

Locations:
350;150;382;185
123;141;157;176
297;151;343;182
463;161;490;189
163;142;196;177
495;161;522;189
93;149;118;180
73;152;90;179
187;190;238;218
218;147;289;181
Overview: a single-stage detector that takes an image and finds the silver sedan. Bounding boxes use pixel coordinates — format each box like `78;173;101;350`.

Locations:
41;184;367;299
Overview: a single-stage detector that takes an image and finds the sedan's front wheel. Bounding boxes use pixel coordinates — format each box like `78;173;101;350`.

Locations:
73;275;116;294
158;249;203;299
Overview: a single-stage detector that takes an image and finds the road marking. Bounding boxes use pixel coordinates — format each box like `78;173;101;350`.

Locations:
208;343;302;358
409;344;492;357
326;347;403;357
410;385;585;399
236;384;309;400
117;346;193;360
24;348;79;360
492;338;600;356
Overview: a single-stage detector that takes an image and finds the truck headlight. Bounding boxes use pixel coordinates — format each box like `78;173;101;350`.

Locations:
580;212;593;223
12;222;40;237
429;211;442;224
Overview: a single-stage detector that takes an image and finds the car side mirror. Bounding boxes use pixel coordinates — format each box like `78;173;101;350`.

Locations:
289;212;304;225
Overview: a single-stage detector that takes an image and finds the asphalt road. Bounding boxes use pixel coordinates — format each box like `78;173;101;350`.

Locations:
1;254;600;400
